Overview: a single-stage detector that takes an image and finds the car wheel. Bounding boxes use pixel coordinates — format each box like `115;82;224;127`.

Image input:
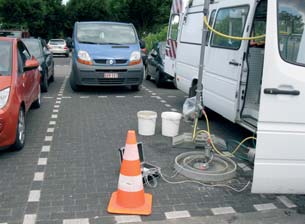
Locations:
145;66;151;80
12;107;26;150
41;71;48;92
131;84;141;91
32;85;41;109
49;65;55;82
155;71;164;88
70;75;79;91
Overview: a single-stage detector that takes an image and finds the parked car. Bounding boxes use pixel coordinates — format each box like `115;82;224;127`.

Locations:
0;29;30;38
0;37;41;150
22;38;55;92
69;21;145;91
47;39;69;57
145;41;173;87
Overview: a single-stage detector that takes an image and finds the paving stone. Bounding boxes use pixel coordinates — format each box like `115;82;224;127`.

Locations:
253;203;277;211
114;215;142;223
211;207;236;215
165;210;191;219
277;196;297;208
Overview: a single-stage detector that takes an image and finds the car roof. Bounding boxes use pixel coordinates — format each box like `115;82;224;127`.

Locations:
49;39;65;41
76;21;133;26
0;36;16;42
22;38;39;42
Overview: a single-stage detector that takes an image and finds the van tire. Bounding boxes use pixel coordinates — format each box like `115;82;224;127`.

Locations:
189;83;197;98
131;85;141;91
145;66;151;80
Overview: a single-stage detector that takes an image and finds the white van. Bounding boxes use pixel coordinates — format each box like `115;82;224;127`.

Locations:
165;0;305;194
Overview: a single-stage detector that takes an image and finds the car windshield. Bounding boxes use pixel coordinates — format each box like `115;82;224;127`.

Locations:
77;23;137;45
49;39;65;45
22;39;43;58
0;41;12;76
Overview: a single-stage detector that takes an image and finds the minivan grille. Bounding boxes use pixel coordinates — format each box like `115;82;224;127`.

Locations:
94;59;128;65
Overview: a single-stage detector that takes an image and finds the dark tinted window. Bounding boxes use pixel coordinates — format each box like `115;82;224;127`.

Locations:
22;39;43;58
0;41;12;76
278;0;305;66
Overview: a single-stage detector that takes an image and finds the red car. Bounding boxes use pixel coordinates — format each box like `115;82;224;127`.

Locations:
0;37;41;150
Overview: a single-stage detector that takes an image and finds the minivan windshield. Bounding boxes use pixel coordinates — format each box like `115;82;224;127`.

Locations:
22;39;43;58
278;0;305;67
0;41;12;76
77;23;137;45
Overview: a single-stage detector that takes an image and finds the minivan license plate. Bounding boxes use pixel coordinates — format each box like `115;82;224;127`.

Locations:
104;73;118;78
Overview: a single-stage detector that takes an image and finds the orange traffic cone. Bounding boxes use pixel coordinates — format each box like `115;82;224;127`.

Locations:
107;130;152;215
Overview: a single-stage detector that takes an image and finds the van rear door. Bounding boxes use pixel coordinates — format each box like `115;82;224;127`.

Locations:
252;0;305;194
204;0;256;122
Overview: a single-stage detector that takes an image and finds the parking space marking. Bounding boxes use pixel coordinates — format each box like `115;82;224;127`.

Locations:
277;196;297;208
253;203;277;211
211;207;236;215
51;114;58;119
160;100;167;103
168;96;177;98
80;96;89;99
45;136;53;141
165;104;171;107
23;214;37;224
54;105;60;108
165;210;191;219
38;158;48;165
134;96;143;98
53;109;59;113
33;172;44;181
151;96;158;98
41;146;51;152
62;96;72;99
56;97;62;100
156;96;162;99
28;190;41;202
171;108;178;112
63;218;89;224
49;121;56;125
98;96;108;98
43;96;54;99
152;93;157;95
114;215;142;223
47;128;55;133
116;96;126;98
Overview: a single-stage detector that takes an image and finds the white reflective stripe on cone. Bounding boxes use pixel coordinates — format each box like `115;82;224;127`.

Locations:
123;144;140;161
118;174;143;192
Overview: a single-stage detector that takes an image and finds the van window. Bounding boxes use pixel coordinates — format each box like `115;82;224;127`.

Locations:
211;6;249;50
77;23;137;45
206;10;216;45
169;15;180;40
278;0;305;67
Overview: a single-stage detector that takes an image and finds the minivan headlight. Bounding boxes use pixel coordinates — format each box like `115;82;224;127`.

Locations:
0;88;10;109
129;51;141;65
77;50;92;65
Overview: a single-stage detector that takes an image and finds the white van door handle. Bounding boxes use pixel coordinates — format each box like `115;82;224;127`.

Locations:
229;60;241;66
264;88;300;96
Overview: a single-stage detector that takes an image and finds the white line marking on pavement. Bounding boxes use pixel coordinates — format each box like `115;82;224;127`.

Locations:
253;203;277;211
62;96;72;99
54;105;60;108
277;196;297;208
134;96;143;98
152;93;157;95
151;96;158;98
171;108;178;112
211;207;236;215
114;215;142;223
28;190;40;202
165;104;171;107
49;121;56;125
116;96;126;98
41;146;50;152
51;114;58;119
165;210;191;219
38;158;48;165
43;96;53;99
44;136;53;141
156;96;162;99
56;97;62;100
63;218;89;224
55;101;61;104
58;93;63;96
23;214;37;224
98;96;108;98
47;128;55;133
33;172;44;181
80;96;89;99
53;109;59;113
161;100;167;103
168;96;177;98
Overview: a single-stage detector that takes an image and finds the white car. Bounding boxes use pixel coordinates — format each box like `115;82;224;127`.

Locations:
47;39;69;57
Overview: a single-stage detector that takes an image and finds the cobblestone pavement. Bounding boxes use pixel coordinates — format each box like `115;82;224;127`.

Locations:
0;58;304;224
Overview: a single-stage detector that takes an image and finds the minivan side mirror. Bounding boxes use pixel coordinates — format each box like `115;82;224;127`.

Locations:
140;40;146;49
24;59;39;71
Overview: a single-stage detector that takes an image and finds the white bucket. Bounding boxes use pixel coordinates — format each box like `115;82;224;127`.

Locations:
137;111;158;136
161;112;182;137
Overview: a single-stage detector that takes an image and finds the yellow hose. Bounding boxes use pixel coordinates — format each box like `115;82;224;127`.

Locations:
203;16;265;41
